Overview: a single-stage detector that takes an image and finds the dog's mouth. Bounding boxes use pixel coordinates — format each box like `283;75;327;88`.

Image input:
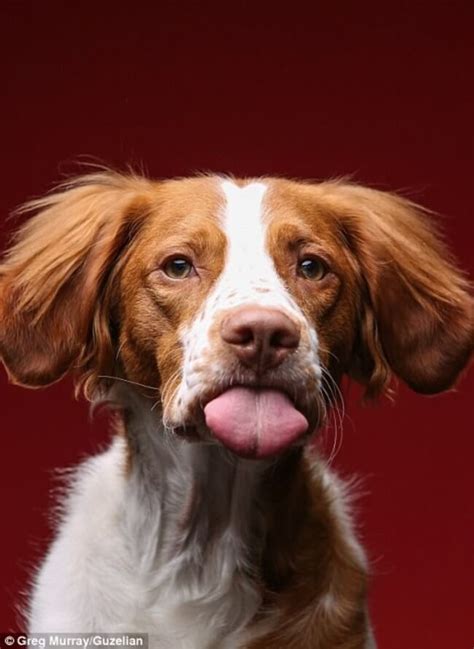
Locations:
202;386;310;459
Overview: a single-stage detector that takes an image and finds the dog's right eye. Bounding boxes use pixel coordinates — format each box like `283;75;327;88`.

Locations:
163;257;194;280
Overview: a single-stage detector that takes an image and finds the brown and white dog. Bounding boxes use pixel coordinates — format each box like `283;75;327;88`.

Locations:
0;172;472;648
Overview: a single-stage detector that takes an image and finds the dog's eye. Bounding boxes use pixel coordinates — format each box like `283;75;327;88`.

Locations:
163;257;194;279
298;257;328;280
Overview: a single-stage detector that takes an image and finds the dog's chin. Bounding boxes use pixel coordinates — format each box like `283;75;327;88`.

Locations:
169;386;321;460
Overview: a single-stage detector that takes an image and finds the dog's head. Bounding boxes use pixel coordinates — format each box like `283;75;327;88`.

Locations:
0;172;472;457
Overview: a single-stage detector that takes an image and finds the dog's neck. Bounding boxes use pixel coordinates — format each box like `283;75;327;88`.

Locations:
113;385;296;638
120;386;267;552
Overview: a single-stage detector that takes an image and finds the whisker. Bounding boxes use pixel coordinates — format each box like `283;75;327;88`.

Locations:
318;363;346;464
150;399;161;412
318;343;341;365
97;375;158;391
157;368;184;414
114;340;126;362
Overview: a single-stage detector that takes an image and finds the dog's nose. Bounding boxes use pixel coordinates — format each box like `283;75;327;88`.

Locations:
221;307;300;370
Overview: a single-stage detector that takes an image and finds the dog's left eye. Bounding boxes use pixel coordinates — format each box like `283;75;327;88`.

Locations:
163;257;194;279
298;257;328;280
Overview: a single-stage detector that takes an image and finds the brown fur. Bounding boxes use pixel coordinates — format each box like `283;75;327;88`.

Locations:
0;171;472;647
246;451;370;649
0;171;156;390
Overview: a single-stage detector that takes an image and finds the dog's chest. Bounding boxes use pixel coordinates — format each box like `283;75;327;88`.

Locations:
114;438;266;647
125;541;262;648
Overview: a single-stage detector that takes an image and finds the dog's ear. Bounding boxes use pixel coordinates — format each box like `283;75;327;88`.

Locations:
329;184;473;397
0;171;153;393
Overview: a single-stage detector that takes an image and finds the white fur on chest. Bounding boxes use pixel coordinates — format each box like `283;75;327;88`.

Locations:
28;401;266;648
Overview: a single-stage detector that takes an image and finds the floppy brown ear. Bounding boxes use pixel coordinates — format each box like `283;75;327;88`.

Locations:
328;183;473;396
0;171;153;393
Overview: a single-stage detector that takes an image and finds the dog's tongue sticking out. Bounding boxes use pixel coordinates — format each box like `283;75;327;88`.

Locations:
204;387;308;458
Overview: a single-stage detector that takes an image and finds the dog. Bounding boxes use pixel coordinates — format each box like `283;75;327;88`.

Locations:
0;172;472;648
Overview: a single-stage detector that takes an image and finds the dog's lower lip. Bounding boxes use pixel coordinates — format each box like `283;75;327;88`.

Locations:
174;424;199;440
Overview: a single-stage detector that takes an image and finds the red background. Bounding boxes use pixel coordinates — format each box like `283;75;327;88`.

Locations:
1;1;473;646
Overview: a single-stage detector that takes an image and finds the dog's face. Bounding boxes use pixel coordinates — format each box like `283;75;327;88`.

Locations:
118;178;362;456
0;173;472;458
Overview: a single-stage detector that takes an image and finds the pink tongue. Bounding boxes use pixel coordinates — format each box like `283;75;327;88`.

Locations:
204;387;308;458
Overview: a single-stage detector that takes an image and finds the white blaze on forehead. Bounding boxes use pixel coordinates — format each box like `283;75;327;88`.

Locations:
218;179;297;312
221;179;268;261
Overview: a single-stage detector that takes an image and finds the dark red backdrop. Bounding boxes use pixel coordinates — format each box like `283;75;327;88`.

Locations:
1;1;473;646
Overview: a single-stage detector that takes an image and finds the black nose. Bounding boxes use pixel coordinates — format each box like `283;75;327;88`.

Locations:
220;306;300;370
